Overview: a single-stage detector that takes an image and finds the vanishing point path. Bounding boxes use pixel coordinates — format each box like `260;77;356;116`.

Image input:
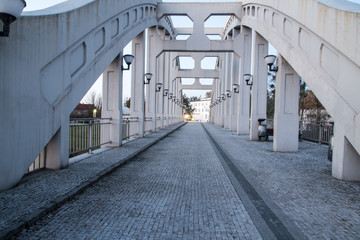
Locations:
12;123;360;239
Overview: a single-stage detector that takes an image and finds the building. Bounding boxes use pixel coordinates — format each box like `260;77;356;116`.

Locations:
190;98;211;122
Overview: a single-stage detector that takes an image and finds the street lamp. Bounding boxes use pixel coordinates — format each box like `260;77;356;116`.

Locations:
121;54;135;70
163;89;169;96
0;0;26;37
156;83;163;92
264;55;278;72
232;83;239;93
93;109;97;118
226;90;231;98
244;74;253;86
144;73;152;84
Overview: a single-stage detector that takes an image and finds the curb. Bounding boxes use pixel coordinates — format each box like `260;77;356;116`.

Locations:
0;122;186;240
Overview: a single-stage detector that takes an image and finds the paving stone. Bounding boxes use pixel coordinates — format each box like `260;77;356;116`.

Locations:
14;123;262;239
0;123;184;239
203;123;360;240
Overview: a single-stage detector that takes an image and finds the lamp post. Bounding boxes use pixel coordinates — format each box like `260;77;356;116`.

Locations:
144;73;152;84
0;0;26;37
264;55;278;72
156;83;163;92
163;89;169;97
232;83;239;93
226;90;231;98
121;54;135;70
244;74;253;86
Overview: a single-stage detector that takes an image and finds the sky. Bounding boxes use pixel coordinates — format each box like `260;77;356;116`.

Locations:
23;0;360;102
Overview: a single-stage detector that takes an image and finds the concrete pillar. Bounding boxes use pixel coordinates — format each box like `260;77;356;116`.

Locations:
46;120;69;169
273;55;300;152
101;55;123;147
162;52;170;128
130;32;145;137
229;53;238;132
249;32;268;140
332;128;360;181
224;52;231;129
237;26;252;135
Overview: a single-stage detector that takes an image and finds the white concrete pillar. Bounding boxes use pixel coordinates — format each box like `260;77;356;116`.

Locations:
101;55;123;147
224;52;231;129
46;119;69;170
130;32;145;137
162;52;170;128
249;32;268;140
332;127;360;181
229;53;238;132
273;55;300;152
237;26;252;135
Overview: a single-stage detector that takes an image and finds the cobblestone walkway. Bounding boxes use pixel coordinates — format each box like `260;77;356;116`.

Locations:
203;123;360;240
4;122;360;239
0;123;185;239
14;123;262;239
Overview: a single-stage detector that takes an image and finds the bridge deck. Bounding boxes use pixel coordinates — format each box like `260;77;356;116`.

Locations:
1;123;360;239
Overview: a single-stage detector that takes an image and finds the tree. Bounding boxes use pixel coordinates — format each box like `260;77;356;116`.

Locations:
266;72;276;119
302;90;329;121
124;97;131;109
189;96;199;102
298;78;308;120
183;94;195;118
205;91;212;98
83;91;102;118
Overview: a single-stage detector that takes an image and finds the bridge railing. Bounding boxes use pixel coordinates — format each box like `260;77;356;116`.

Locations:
300;121;334;145
69;118;112;156
122;117;139;140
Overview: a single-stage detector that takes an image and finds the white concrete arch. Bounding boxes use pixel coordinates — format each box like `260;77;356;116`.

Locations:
0;0;170;191
239;0;360;180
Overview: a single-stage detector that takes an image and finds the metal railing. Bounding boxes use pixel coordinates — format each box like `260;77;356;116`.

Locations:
69;118;112;156
122;117;139;140
300;121;334;145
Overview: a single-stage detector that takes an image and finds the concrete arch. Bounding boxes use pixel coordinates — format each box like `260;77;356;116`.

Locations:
0;0;172;191
238;0;360;180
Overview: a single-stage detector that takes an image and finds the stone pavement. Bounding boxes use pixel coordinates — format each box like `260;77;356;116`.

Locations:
0;122;185;239
2;122;360;239
202;123;360;240
13;122;262;240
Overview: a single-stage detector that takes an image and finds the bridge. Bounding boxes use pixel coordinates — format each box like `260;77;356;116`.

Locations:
0;0;360;217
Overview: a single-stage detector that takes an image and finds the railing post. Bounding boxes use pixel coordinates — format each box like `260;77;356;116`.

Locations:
318;122;322;144
88;120;93;154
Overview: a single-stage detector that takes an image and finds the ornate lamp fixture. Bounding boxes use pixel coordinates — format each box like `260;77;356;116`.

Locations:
156;83;163;92
144;73;153;84
232;83;239;93
121;54;135;70
163;89;169;96
264;55;278;72
226;90;231;98
244;74;253;86
0;0;26;37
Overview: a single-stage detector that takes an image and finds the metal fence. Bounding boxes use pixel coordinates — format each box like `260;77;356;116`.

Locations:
300;121;334;145
69;118;112;156
122;116;139;140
